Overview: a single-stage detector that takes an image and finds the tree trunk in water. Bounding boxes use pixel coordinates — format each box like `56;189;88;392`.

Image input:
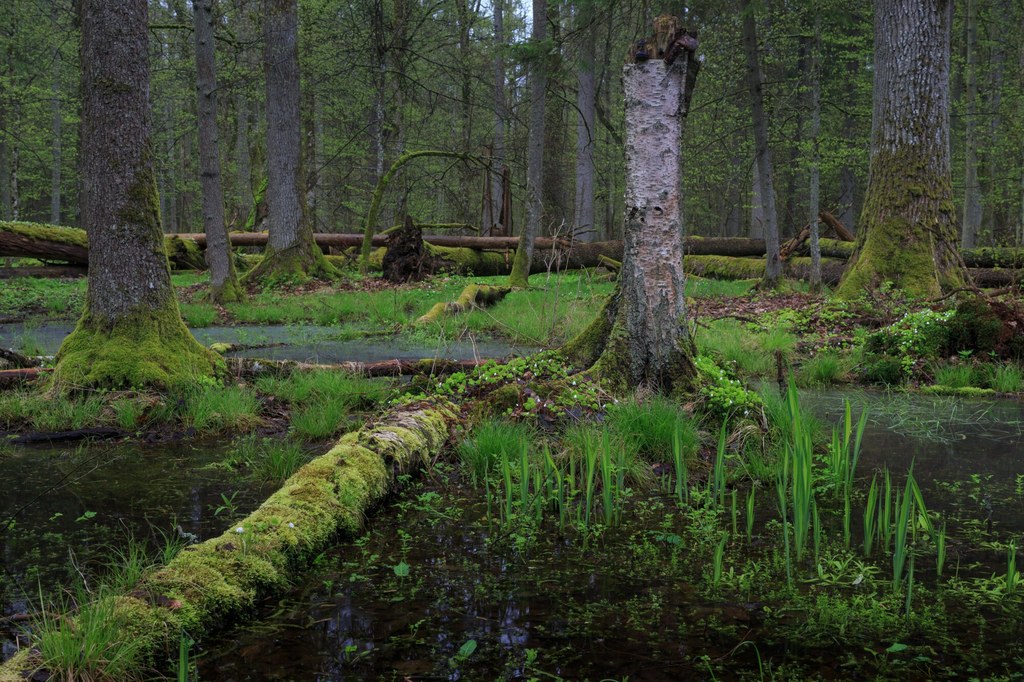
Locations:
193;0;242;302
836;0;967;298
961;0;981;249
741;0;781;287
247;0;334;282
567;51;699;393
53;0;219;390
573;6;597;243
509;0;547;286
807;18;822;293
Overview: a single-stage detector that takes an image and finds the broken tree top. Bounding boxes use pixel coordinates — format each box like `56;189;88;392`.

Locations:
629;14;699;65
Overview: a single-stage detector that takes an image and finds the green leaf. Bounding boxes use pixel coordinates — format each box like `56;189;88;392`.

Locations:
886;642;908;654
457;639;477;659
75;510;97;522
393;561;410;578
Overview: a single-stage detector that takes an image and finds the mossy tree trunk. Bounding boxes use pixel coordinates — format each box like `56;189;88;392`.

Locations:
246;0;335;284
567;54;698;393
193;0;243;303
836;0;967;298
51;0;220;391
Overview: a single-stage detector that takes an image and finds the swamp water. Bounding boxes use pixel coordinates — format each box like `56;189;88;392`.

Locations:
0;322;537;365
196;391;1024;681
0;439;269;661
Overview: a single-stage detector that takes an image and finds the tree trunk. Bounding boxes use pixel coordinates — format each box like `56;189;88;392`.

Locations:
193;0;242;302
961;0;981;248
508;0;547;287
741;0;781;287
246;0;334;282
50;5;62;226
807;18;822;293
573;6;597;243
836;0;967;298
749;162;763;239
484;0;507;235
566;45;699;393
53;0;219;390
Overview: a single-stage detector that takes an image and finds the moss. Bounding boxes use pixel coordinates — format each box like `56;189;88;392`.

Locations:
427;243;510;276
0;398;458;681
943;296;1003;356
920;384;996;397
243;234;338;286
416;284;510;325
163;236;206;270
209;342;234;354
561;292;616;370
0;220;88;247
51;304;223;390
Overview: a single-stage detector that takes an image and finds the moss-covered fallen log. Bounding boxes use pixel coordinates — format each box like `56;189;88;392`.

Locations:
0;398;457;681
223;356;486;379
416;283;511;325
684;255;847;284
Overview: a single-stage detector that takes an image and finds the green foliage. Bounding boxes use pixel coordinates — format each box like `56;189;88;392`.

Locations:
798;352;846;386
0;390;105;431
256;369;389;408
290;400;351;440
180;384;260;432
457;419;536;483
987;364;1024;392
604;396;699;463
229;434;310;482
694;355;762;419
864;309;955;379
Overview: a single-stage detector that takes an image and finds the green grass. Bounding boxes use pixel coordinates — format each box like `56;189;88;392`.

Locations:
255;369;390;408
181;384;260;432
932;363;978;389
229;434;311;481
986;363;1023;392
290;399;351;439
0;390;107;431
696;319;772;376
457;419;537;483
561;424;653;489
0;277;85;318
604;396;700;463
35;586;145;681
110;397;147;430
798;352;847;386
686;277;756;297
179;302;219;327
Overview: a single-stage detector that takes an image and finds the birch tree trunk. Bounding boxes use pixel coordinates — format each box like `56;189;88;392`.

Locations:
565;49;700;393
573;5;597;243
961;0;981;248
53;0;219;389
247;0;335;282
741;0;781;287
508;0;547;286
193;0;242;302
837;0;967;298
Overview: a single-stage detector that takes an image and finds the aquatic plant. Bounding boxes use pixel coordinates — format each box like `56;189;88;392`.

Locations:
936;523;946;578
182;384;260;432
606;396;698;463
671;423;690;504
290;399;350;439
798;352;846;386
458;419;536;484
863;474;879;557
746;489;755;543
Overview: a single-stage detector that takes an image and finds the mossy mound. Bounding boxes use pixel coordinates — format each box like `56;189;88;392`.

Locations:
51;306;223;390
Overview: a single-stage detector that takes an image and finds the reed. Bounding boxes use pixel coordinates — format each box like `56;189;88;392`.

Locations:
713;534;727;587
892;476;914;592
672;423;690;504
601;430;614;526
746;488;755;543
1008;540;1019;595
880;468;893;555
712;422;728;509
863;474;878;557
731;490;738;537
936;522;946;578
786;383;814;562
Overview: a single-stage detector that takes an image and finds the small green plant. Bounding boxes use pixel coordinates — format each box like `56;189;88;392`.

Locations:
182;384;260;432
605;396;698;462
987;363;1023;393
799;352;845;386
110;398;146;431
458;419;536;483
932;363;978;389
234;436;309;482
290;399;350;439
695;355;762;418
35;586;145;681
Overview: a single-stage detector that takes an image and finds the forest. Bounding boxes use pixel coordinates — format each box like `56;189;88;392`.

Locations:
2;0;1024;679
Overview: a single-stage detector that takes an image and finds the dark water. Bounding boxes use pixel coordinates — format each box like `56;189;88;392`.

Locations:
195;392;1024;681
0;439;267;661
0;322;536;364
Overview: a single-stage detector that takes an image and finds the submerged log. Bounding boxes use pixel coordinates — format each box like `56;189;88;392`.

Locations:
0;265;88;278
0;398;458;682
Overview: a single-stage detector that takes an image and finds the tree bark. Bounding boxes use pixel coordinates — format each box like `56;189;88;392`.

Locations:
961;0;982;248
484;0;507;235
193;0;242;303
246;0;335;282
50;4;62;226
807;18;822;293
52;0;219;390
568;47;699;393
741;0;781;287
573;5;597;243
508;0;548;287
836;0;967;298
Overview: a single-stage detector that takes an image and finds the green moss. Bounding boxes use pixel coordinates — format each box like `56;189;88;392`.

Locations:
51;305;223;390
0;220;88;247
920;384;996;397
242;239;338;286
561;292;616;369
163;236;206;270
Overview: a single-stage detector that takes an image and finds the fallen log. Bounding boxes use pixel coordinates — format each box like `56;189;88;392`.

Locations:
225;357;487;379
0;348;40;369
684;255;847;285
0;265;87;278
0;367;49;389
9;426;123;444
818;211;856;241
0;398;458;682
416;284;511;325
